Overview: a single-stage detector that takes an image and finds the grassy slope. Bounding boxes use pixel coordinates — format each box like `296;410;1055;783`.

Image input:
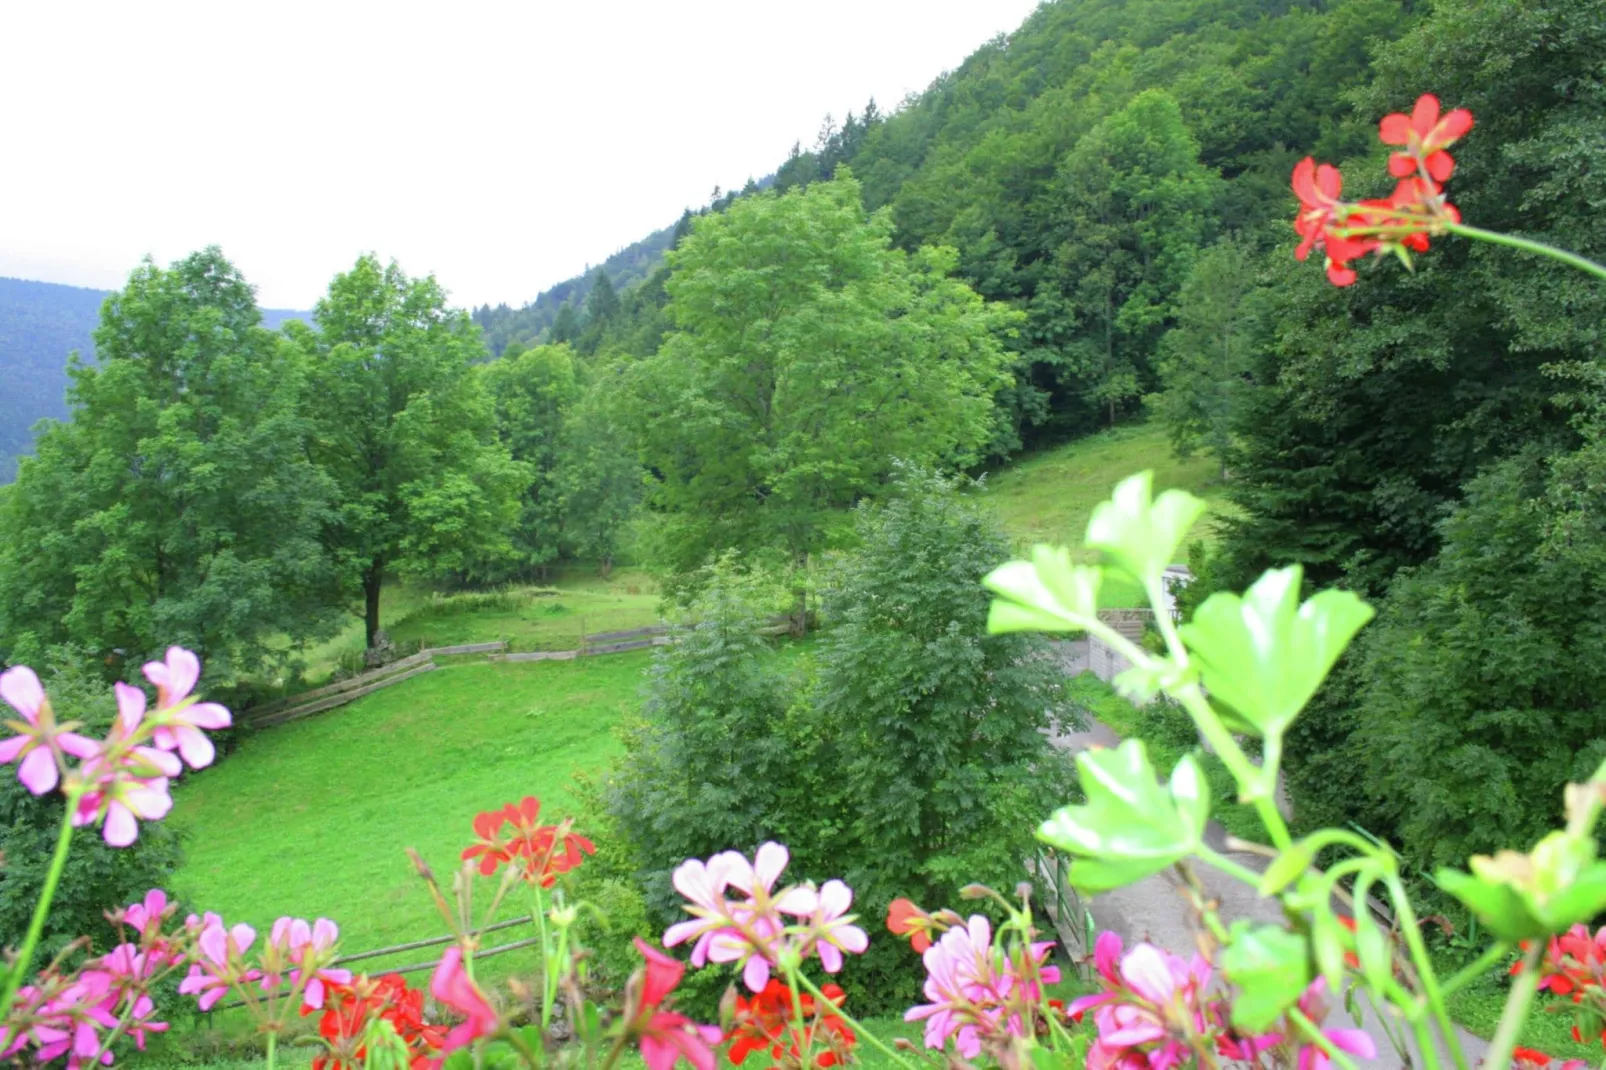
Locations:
980;422;1231;551
171;653;649;959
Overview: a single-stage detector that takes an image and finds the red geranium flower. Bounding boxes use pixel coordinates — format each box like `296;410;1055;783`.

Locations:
309;974;445;1070
727;979;857;1070
886;898;934;953
1380;93;1474;181
459;797;596;886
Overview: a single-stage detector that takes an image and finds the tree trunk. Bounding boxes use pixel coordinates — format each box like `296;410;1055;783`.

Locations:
363;566;384;649
599;556;613;580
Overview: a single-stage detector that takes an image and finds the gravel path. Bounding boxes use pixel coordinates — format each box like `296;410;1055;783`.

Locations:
1048;642;1490;1069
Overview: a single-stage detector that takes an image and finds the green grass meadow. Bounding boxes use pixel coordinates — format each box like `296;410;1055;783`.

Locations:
979;422;1232;551
171;653;650;962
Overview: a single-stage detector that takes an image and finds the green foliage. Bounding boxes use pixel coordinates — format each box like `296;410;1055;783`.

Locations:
1219;922;1311;1030
0;249;337;679
809;470;1076;913
627;173;1014;575
299;255;524;646
1349;451;1606;872
0;656;183;953
1152;240;1264;465
604;562;804;921
479;344;581;577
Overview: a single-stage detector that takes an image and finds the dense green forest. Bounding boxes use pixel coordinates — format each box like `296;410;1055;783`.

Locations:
1;0;1602;926
0;277;304;481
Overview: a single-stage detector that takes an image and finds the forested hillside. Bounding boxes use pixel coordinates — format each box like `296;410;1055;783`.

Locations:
0;277;305;480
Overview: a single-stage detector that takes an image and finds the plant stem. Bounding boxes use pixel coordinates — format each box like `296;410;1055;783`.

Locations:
1445;223;1606;280
1486;941;1543;1070
794;973;921;1070
1289;1007;1360;1070
266;1031;277;1070
1195;844;1263;887
1384;873;1468;1070
1442;943;1512;997
0;793;78;1016
782;961;817;1070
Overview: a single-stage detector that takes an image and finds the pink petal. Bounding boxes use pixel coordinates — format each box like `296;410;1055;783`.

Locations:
115;682;147;733
313;918;339;948
136;746;183;777
171;725;216;769
1093;931;1124;981
231;924;256;954
1120;944;1177;1004
103;802;138;847
124;779;172;820
818;943;843;973
773;886;818;916
0;666;44;719
0;736;27;763
17;746;58;794
751;842;789;892
742;954;770;992
303;977;325;1010
271;917;293;948
289;918;312;949
662;919;706;949
183;702;231;730
834;924;868;953
640;1035;677;1070
817;879;852;917
671;859;720;907
1326;1028;1377;1060
58;733;99;760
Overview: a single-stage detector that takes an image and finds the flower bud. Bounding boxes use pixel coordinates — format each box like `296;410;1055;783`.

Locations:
960;884;991;900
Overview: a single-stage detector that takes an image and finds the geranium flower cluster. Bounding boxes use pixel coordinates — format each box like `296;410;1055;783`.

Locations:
0;890;188;1067
663;843;869;993
1067;932;1376;1070
0;647;230;845
1515;924;1606;1049
305;973;447;1070
727;979;858;1070
900;911;1060;1059
461;795;596;886
1293;93;1474;285
178;911;352;1014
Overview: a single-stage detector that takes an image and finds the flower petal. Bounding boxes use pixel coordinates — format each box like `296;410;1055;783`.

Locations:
115;683;147;733
0;667;44;720
18;746;58;795
751;842;789;892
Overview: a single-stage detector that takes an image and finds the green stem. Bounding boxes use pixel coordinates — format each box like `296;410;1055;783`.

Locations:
1385;873;1468;1070
1442;943;1512;998
266;1031;277;1070
1175;685;1293;850
1195;844;1263;887
1445;223;1606;280
794;973;921;1070
1486;941;1543;1070
1289;1007;1360;1070
0;794;77;1016
530;884;553;1030
1409;1014;1445;1070
782;961;817;1070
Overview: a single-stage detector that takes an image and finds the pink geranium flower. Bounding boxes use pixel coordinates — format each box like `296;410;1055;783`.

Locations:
1065;931;1214;1070
179;918;260;1011
0;665;97;795
905;913;1052;1058
267;916;352;1009
802;879;870;974
628;937;721;1070
143;647;231;769
69;685;182;847
430;947;500;1055
665;843;818;992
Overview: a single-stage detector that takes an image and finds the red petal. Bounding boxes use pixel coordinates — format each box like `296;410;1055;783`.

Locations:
1411;94;1441;137
1388;153;1418;178
1327;262;1357;287
1291;156;1319;203
1426;151;1455;182
1436;108;1474;144
1379;113;1413;145
1316;162;1343;200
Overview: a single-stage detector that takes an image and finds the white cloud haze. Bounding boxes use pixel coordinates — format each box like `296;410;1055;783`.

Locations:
0;1;1041;310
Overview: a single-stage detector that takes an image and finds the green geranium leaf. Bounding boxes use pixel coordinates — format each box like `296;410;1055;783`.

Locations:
1220;922;1311;1031
984;545;1103;635
1179;566;1373;740
1441;831;1606;940
1352;911;1392;994
1086;471;1206;586
1037;740;1208;894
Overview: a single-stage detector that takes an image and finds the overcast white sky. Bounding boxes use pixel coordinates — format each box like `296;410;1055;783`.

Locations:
0;1;1041;311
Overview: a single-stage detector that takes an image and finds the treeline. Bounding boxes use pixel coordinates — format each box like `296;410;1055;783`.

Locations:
0;251;640;682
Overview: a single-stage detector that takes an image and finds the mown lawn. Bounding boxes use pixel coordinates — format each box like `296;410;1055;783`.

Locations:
169;653;651;966
385;570;661;654
979;421;1234;552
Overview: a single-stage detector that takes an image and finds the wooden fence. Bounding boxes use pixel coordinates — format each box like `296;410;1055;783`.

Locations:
241;614;801;730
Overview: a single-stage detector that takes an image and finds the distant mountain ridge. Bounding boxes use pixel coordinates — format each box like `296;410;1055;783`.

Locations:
0;276;305;481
